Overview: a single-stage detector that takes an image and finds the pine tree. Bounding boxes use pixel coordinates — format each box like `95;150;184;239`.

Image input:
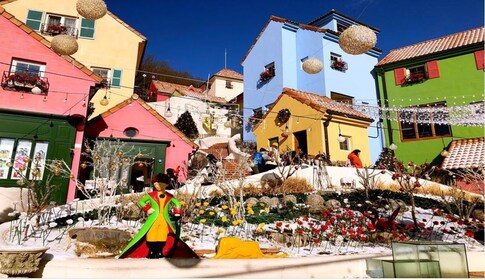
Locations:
175;111;199;139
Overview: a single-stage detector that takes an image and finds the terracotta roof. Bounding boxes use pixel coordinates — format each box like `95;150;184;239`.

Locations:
152;80;227;103
152;80;203;94
213;69;243;80
0;6;103;83
98;98;198;149
253;87;373;131
282;88;373;120
441;137;484;170
376;27;484;66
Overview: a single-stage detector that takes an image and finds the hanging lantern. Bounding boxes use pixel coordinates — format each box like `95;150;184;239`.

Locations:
302;57;323;74
76;0;108;20
100;96;109;106
51;35;79;56
338;135;346;143
440;149;449;157
339;25;377;55
31;86;42;94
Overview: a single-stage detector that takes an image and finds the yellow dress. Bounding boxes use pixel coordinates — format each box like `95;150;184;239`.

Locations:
146;192;168;242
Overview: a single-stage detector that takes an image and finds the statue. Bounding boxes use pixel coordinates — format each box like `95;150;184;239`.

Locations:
118;173;198;259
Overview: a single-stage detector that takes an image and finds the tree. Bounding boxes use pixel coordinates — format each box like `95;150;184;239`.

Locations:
134;55;204;101
175;111;199;139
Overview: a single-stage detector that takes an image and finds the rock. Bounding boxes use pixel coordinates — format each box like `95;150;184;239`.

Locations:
260;173;283;193
258;196;272;207
270;197;280;208
306;194;325;213
325;199;341;210
472;209;484;221
388;199;407;213
282;195;297;206
245;197;259;206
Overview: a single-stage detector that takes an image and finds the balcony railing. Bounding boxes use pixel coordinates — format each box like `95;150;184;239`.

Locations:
1;71;49;95
41;23;78;37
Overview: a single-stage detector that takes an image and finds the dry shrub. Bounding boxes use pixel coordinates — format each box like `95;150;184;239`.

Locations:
418;183;445;196
74;240;123;258
116;193;144;220
278;177;314;194
374;181;400;192
234;183;264;196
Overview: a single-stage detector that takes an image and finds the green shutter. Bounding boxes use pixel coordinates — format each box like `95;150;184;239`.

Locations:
80;18;95;38
26;10;43;31
111;69;122;87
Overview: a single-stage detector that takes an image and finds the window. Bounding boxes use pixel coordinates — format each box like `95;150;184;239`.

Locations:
404;65;426;83
399;102;452;140
111;69;122;88
337;22;349;33
26;10;44;31
225;80;233;89
330;91;354;105
79;18;95;39
92;67;110;82
0;138;49;180
11;59;45;77
339;137;350;151
330;53;347;71
43;14;77;36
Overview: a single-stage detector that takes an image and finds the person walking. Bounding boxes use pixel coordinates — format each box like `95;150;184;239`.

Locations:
347;149;363;168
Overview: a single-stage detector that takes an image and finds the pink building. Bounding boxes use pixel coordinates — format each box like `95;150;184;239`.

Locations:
85;97;198;192
0;7;103;203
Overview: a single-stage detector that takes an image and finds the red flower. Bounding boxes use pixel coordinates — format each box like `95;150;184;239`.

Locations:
433;221;439;225
320;224;328;231
399;235;406;241
313;238;320;244
465;231;474;238
359;235;367;241
297;220;303;225
276;221;283;227
297;229;304;236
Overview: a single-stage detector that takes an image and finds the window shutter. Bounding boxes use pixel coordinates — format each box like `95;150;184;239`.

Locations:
26;10;43;31
474;50;484;70
80;19;95;38
426;60;440;79
111;69;122;87
394;68;406;85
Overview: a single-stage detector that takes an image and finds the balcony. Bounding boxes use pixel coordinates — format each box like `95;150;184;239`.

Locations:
41;23;78;37
1;71;49;95
331;60;348;71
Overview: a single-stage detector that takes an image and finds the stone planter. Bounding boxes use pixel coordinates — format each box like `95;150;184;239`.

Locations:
0;246;49;276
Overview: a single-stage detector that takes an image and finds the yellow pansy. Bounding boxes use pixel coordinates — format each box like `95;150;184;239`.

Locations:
230;209;236;216
235;202;240;207
248;209;254;215
232;220;238;226
200;219;206;224
221;216;228;222
247;203;252;208
258;223;265;228
217;228;225;233
221;205;228;209
195;202;201;207
264;207;270;213
199;209;205;214
209;211;215;216
203;202;209;207
180;201;185;206
256;227;263;233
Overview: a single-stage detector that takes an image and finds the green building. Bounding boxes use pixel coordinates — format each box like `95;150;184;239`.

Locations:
375;27;484;165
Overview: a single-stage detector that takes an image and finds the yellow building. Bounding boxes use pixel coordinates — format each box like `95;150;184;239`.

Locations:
1;0;147;119
253;88;374;166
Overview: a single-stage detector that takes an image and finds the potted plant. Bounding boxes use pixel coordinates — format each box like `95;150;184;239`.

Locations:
260;68;275;81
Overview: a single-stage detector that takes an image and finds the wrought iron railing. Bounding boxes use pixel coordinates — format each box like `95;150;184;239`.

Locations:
1;71;49;95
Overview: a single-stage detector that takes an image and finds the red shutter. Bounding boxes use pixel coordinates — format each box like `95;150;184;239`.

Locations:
394;68;406;85
426;60;440;79
474;50;484;70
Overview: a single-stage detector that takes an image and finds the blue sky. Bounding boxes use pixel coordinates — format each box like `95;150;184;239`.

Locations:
104;0;484;81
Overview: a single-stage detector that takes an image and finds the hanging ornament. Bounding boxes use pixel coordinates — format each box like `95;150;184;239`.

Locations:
76;0;108;20
276;108;291;124
338;135;346;143
440;150;449;157
339;25;377;55
100;96;109;106
302;57;323;74
51;35;79;55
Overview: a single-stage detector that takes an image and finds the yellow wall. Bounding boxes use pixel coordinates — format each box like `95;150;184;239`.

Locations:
3;0;146;119
253;95;372;165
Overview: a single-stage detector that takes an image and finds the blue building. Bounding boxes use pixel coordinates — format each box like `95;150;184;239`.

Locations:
241;10;383;163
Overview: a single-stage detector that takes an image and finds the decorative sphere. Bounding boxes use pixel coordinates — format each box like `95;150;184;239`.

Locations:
338;135;346;143
100;97;109;106
302;57;323;74
80;163;87;169
31;86;42;94
224;121;231;128
76;0;108;20
440;150;449;157
339;25;377;55
51;35;79;56
85;148;92;154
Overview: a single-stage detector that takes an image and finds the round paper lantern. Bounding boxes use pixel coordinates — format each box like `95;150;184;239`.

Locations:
51;35;78;55
302;57;323;74
339;25;377;55
76;0;107;20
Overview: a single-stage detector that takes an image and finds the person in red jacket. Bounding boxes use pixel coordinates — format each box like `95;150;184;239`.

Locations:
347;149;363;168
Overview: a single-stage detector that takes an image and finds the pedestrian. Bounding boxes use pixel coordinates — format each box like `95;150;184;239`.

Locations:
347;149;363;168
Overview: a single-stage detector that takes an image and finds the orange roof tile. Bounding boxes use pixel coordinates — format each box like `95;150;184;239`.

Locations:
376;27;484;66
0;6;103;83
213;68;243;80
253;87;373;131
441;137;484;170
98;98;198;149
152;80;227;103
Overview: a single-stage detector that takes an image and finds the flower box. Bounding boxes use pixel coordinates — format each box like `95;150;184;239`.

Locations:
331;60;348;71
1;71;49;94
403;72;426;84
46;24;68;35
260;68;275;81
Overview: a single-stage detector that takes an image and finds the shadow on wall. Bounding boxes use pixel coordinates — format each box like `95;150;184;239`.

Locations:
0;187;29;224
